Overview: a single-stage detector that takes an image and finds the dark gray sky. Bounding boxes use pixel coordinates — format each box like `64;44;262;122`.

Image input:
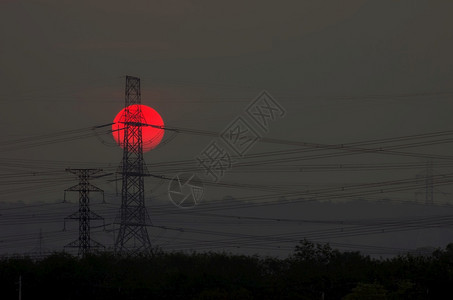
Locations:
1;0;453;257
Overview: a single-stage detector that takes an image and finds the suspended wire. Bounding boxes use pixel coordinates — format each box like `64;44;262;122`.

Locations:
2;121;453;255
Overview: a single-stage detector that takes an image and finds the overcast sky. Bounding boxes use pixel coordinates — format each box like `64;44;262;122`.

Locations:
1;0;453;257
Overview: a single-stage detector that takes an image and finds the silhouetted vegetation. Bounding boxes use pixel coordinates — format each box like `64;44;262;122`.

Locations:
1;240;453;299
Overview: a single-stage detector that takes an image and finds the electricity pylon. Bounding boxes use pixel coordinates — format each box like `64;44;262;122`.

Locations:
415;161;434;205
64;168;105;256
114;75;152;255
424;161;434;205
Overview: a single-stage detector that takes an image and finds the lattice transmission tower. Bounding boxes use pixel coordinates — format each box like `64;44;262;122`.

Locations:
114;75;153;255
423;160;434;205
64;168;105;256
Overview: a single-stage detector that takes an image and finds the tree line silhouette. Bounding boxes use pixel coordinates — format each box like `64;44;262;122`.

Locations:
1;240;452;299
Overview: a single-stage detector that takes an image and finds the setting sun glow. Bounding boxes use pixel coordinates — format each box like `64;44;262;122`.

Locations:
112;104;164;152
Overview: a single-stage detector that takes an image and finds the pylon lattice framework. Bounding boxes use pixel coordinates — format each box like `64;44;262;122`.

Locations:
114;75;152;255
64;168;105;256
425;161;434;205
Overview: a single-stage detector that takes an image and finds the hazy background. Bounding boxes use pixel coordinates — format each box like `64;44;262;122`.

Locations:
1;0;453;258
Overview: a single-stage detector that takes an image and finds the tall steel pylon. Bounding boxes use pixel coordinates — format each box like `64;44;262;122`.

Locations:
114;75;152;255
64;168;105;256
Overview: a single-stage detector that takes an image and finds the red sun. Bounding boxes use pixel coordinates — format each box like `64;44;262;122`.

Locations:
112;104;164;152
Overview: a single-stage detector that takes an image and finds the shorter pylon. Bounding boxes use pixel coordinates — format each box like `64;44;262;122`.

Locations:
64;168;105;256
